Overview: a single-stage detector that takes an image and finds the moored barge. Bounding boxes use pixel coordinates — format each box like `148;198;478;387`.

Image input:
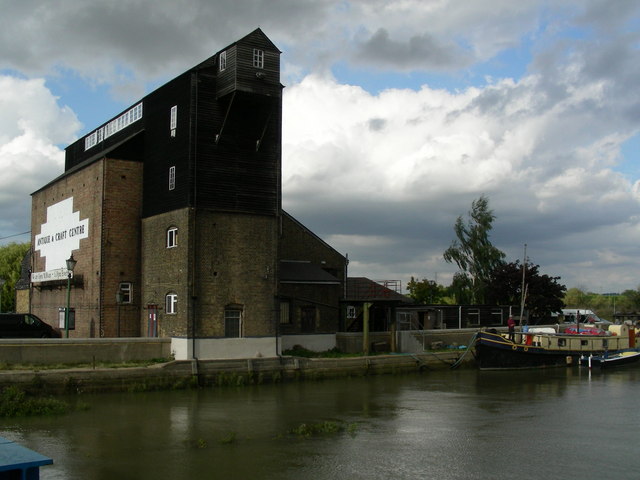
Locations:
475;324;637;370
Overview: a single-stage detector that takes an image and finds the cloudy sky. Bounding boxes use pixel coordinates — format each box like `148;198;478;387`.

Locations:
1;0;639;294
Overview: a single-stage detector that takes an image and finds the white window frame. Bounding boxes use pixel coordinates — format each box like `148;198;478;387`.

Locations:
169;166;176;191
467;308;481;326
280;301;291;324
253;49;264;69
119;282;132;304
166;227;178;248
84;102;143;151
224;308;242;337
219;50;227;71
170;105;177;136
165;293;178;315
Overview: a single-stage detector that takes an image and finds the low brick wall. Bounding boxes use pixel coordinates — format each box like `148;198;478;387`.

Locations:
0;338;171;365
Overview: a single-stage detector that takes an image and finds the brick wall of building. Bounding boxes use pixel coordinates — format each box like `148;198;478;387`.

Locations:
280;214;346;283
101;159;144;337
141;209;279;339
31;160;105;336
30;159;143;337
141;208;192;337
194;211;279;337
279;213;347;334
278;283;343;334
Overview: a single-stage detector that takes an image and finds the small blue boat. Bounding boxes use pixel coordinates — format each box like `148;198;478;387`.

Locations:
580;350;640;369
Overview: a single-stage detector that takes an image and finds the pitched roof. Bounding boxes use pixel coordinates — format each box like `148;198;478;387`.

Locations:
279;261;340;284
346;277;414;303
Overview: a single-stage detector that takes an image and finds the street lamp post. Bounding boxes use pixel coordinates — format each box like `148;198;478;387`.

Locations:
65;254;77;338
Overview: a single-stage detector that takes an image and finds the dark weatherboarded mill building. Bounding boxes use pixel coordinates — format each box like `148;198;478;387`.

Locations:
29;29;347;359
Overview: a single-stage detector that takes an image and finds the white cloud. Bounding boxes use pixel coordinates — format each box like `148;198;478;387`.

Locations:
0;76;81;240
282;52;640;291
283;70;637;205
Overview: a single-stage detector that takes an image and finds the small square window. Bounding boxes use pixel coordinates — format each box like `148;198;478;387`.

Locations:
253;49;264;69
220;50;227;71
169;166;176;191
166;293;178;314
167;227;178;248
118;282;132;303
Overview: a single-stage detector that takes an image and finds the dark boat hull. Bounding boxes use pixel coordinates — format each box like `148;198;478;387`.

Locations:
476;331;584;370
580;351;640;369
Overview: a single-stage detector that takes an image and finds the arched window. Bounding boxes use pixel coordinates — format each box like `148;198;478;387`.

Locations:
165;293;178;315
166;227;178;248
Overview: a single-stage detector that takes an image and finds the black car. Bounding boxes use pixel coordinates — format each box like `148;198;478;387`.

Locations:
0;313;61;338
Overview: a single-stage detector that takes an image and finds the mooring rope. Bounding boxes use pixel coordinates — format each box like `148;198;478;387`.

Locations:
450;332;479;369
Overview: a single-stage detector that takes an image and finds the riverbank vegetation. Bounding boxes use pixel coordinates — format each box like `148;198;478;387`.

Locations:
0;386;75;417
190;421;357;451
289;420;358;437
563;287;640;321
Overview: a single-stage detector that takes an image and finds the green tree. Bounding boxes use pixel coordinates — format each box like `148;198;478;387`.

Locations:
407;277;447;304
448;272;473;304
618;289;640;312
589;295;610;314
486;261;566;322
443;196;505;304
0;242;30;313
563;287;591;308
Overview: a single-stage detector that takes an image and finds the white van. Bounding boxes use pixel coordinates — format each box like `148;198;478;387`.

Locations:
561;309;610;324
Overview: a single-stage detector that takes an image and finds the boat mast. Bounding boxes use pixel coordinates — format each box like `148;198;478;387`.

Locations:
519;244;527;326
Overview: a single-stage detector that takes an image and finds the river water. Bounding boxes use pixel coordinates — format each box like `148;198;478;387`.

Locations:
3;366;640;480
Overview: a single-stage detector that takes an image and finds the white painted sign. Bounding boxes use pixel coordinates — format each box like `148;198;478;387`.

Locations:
31;269;72;282
32;198;89;281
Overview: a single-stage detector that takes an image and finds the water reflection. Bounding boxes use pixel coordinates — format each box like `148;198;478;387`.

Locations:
2;367;640;479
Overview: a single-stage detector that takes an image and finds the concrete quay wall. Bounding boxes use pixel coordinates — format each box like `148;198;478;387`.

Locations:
0;352;474;394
